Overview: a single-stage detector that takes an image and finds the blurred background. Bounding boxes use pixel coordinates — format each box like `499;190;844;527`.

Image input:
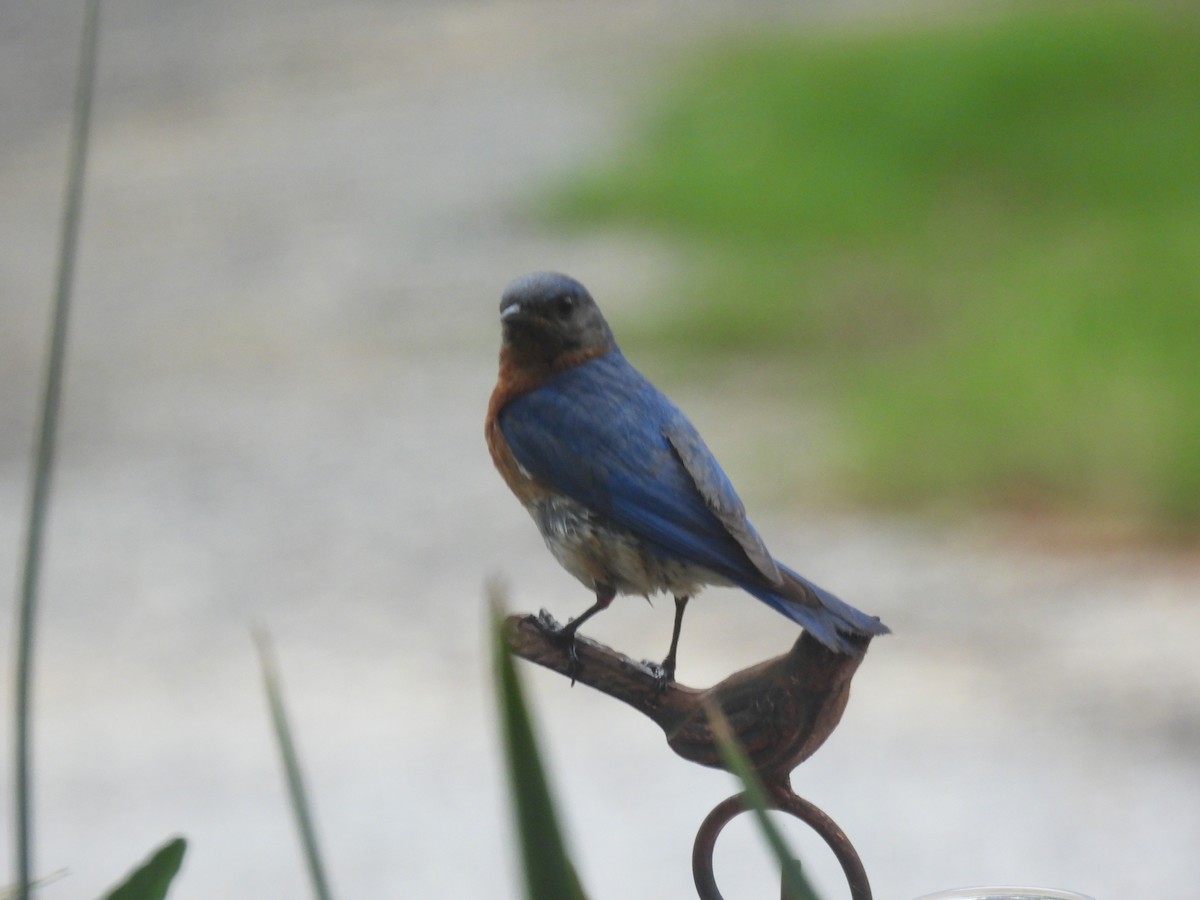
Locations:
2;0;1198;897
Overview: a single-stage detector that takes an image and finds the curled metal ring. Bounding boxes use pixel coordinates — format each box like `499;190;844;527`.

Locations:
692;789;872;900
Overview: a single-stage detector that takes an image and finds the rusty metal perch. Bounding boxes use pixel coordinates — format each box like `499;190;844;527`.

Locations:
504;610;875;899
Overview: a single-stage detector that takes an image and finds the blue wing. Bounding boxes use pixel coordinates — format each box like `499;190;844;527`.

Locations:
498;351;778;588
499;350;890;654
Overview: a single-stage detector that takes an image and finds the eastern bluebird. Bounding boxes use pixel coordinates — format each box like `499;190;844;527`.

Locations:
486;272;888;679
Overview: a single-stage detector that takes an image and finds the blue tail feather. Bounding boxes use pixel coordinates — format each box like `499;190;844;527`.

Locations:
742;565;889;656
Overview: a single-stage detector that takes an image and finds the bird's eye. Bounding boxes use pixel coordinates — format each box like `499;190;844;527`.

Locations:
553;294;576;317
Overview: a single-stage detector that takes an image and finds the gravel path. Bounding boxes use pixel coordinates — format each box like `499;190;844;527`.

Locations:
2;2;1198;897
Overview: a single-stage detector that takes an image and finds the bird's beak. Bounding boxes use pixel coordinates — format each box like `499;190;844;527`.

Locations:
500;301;543;331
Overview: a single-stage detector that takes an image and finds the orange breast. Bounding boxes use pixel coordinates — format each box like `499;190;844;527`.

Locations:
486;341;613;508
486;353;547;507
485;412;543;506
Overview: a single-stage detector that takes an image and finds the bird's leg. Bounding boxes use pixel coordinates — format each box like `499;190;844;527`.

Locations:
552;583;615;681
657;595;690;685
559;583;616;641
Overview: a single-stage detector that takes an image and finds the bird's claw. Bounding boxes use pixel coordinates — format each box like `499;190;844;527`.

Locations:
644;659;676;694
548;622;582;685
564;640;581;686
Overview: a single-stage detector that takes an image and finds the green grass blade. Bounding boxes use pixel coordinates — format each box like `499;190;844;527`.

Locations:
254;629;335;900
11;1;101;895
706;703;821;900
0;871;67;899
488;590;587;900
99;837;187;900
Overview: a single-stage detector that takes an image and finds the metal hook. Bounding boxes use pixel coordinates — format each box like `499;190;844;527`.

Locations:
504;613;877;898
692;788;872;900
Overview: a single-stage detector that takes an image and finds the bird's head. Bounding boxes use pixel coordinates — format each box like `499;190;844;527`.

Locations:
498;272;616;370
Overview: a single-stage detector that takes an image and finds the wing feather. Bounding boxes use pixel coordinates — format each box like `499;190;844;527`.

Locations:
499;352;779;587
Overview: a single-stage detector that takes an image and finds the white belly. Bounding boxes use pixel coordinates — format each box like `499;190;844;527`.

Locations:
529;494;728;598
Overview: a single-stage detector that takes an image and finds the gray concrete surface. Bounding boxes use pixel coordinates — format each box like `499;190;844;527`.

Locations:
2;1;1198;897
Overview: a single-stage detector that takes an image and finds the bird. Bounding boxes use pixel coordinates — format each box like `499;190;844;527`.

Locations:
485;271;888;681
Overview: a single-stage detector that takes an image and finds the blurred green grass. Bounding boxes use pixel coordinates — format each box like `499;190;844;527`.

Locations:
545;4;1200;531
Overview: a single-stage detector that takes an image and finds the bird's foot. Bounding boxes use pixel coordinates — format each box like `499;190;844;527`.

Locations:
547;622;582;685
644;659;676;694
